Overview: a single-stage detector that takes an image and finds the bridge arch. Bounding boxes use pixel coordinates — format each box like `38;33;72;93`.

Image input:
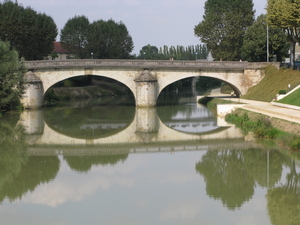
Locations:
35;68;137;98
156;69;244;97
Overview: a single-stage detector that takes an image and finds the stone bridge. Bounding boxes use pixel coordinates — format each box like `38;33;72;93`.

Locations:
22;59;280;108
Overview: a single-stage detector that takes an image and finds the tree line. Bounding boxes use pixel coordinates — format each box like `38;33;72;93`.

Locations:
135;44;208;60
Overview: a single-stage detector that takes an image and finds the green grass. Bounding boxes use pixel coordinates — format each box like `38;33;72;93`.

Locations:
277;88;300;106
241;66;300;102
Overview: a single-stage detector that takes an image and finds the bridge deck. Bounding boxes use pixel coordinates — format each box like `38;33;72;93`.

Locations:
25;59;279;70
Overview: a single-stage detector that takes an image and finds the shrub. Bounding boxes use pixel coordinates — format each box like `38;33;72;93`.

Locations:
289;138;300;151
278;90;287;95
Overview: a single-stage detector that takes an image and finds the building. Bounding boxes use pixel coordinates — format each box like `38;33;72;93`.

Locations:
51;42;69;60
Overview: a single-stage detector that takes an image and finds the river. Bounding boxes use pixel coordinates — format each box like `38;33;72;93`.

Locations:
0;95;299;225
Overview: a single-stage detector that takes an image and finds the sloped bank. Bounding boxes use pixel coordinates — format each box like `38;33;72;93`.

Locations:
198;97;300;151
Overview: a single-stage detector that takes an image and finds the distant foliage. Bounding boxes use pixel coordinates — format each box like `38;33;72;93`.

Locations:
136;44;207;60
0;0;58;60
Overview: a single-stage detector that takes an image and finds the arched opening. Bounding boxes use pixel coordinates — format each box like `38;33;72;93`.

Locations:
156;76;234;134
44;75;135;107
157;76;239;106
157;77;197;106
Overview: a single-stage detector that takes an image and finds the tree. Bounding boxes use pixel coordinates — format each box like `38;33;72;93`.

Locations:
241;14;289;62
194;0;255;61
137;44;166;60
0;0;58;60
0;41;26;112
267;0;300;66
61;17;134;59
87;19;134;59
60;15;90;59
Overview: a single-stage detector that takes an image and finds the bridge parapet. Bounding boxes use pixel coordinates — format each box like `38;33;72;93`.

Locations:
25;59;280;70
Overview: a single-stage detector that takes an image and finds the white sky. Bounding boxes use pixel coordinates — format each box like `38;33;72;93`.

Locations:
15;0;267;55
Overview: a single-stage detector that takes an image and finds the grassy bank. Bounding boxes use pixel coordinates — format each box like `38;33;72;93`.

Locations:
277;88;300;106
225;109;300;151
198;97;300;151
241;66;300;102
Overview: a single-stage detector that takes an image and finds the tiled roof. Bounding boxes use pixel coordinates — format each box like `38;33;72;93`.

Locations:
53;42;68;53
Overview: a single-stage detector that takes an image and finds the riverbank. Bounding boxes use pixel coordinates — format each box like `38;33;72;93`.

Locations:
198;97;300;150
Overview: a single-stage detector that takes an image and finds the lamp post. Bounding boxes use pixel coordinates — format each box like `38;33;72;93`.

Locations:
196;52;198;61
265;8;269;62
91;52;93;59
267;24;269;62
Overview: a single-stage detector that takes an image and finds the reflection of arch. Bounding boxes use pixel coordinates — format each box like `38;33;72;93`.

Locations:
157;103;231;134
44;105;136;139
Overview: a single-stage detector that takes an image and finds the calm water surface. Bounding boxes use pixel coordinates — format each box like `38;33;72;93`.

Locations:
1;98;300;225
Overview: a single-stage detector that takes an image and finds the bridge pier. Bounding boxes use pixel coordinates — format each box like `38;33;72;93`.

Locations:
134;70;158;107
21;71;44;109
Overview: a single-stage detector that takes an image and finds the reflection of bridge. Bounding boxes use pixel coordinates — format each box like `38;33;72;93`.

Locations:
22;59;280;108
20;107;249;147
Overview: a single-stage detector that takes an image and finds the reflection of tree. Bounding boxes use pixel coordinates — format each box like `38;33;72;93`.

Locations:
0;114;28;199
0;156;60;202
0;115;59;203
195;148;290;210
64;154;129;173
195;150;255;210
243;149;283;188
267;160;300;225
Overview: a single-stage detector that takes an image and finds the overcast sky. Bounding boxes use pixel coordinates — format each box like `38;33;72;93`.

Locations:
16;0;267;55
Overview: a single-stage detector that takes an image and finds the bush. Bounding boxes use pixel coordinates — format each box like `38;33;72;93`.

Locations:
289;138;300;151
278;90;287;95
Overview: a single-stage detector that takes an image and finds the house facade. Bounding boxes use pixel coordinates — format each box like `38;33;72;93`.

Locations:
51;42;69;60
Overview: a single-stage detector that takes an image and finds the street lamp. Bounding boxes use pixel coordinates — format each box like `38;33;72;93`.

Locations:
267;23;269;62
91;52;93;59
265;8;269;62
196;52;198;61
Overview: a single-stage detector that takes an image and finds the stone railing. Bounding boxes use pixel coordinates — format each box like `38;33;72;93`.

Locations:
24;59;280;70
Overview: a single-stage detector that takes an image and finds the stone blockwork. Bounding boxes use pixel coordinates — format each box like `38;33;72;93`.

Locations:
22;71;44;109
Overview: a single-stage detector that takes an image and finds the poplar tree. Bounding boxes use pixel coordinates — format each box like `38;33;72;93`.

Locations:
267;0;300;65
0;41;26;112
194;0;255;61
